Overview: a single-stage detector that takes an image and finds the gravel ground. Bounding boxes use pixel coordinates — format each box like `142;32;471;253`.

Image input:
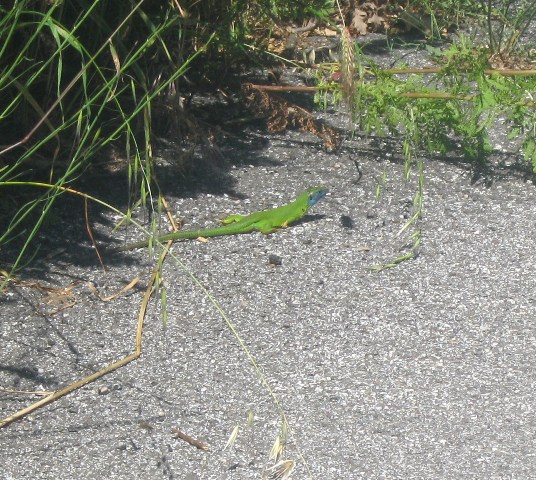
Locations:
1;44;536;480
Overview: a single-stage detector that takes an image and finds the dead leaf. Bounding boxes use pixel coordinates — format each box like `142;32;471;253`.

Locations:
321;27;339;37
368;13;386;32
351;8;368;35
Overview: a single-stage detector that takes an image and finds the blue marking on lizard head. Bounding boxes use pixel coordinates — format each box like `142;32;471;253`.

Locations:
306;186;328;206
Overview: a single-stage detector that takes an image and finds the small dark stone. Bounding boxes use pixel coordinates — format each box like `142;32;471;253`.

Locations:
340;215;354;229
268;254;283;266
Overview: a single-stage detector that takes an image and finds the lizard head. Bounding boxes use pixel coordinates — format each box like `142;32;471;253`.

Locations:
305;186;328;207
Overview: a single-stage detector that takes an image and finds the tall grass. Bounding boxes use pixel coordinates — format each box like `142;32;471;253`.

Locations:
0;1;216;274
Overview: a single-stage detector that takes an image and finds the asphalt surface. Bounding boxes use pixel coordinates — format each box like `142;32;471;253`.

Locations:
2;71;536;480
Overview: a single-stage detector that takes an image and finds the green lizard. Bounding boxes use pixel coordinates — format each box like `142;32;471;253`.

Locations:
111;186;328;252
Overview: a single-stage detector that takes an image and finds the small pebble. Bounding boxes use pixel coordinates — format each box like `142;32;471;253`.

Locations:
97;385;110;395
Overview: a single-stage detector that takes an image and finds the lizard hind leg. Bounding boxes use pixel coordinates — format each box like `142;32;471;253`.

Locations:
221;214;246;225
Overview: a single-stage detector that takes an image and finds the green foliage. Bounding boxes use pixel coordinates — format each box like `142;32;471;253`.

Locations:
317;13;535;268
320;34;535;168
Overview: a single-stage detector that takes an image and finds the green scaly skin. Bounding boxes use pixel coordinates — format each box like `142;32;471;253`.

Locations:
111;186;328;253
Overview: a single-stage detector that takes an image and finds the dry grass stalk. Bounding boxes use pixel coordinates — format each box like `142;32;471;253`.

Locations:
339;26;357;116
